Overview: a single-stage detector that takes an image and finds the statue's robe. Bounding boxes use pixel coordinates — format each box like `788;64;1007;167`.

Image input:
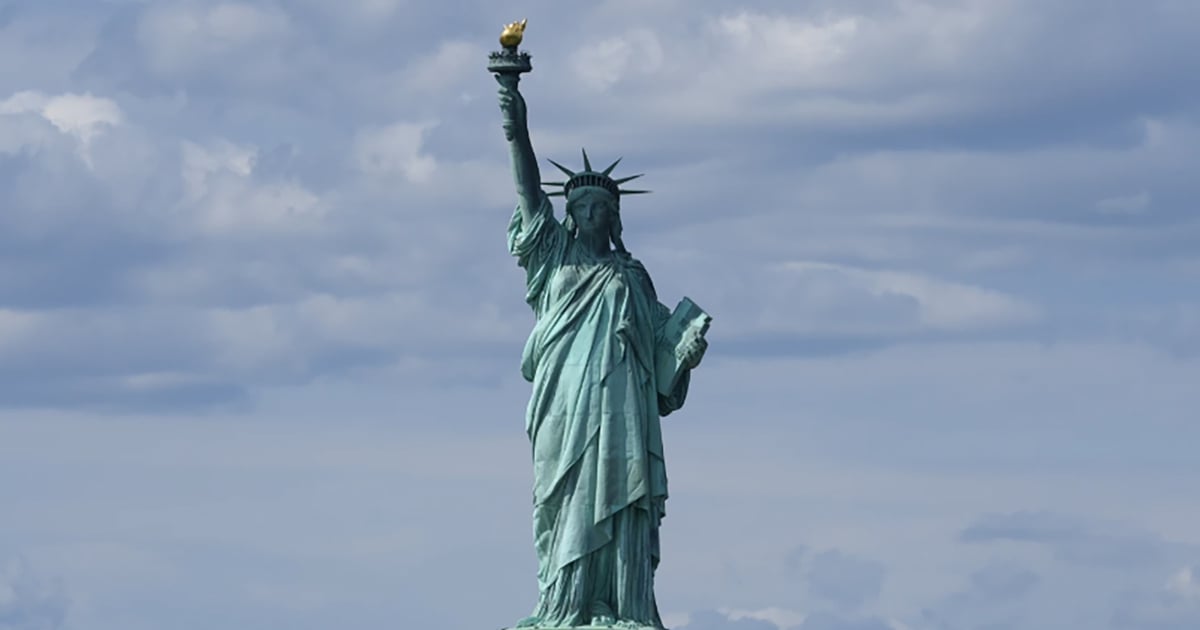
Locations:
508;193;689;627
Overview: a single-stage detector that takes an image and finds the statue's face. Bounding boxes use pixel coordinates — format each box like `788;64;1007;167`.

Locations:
569;189;616;237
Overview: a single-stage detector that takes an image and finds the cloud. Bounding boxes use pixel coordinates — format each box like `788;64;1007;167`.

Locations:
180;138;328;233
779;262;1039;331
290;0;406;26
0;91;120;140
961;511;1086;545
353;121;439;184
679;609;779;630
1110;566;1200;630
796;612;894;630
1095;191;1152;216
1166;566;1200;601
696;260;1038;357
568;27;665;92
403;40;483;96
135;2;293;78
711;12;859;87
917;562;1040;630
0;90;122;166
720;607;807;630
0;559;68;630
677;605;895;630
622;1;1200;145
960;511;1188;569
967;564;1040;601
0;81;505;410
0;5;1195;630
802;550;886;611
4;0;1197;410
1107;303;1200;358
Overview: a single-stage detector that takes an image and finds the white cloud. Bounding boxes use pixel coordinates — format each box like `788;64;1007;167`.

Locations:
353;121;438;183
201;289;521;378
0;559;68;630
0;310;38;350
569;27;664;92
1;3;1199;626
720;606;807;629
0;90;122;164
404;41;482;94
39;93;123;144
1111;564;1200;629
1167;566;1200;600
204;304;299;375
181;139;255;185
783;262;1039;331
293;0;405;25
136;2;292;75
708;261;1038;339
712;11;859;83
679;610;779;629
180;139;326;232
631;5;976;122
0;91;50;116
619;0;1199;135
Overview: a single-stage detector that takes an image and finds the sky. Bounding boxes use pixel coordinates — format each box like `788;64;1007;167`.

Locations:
1;0;1199;628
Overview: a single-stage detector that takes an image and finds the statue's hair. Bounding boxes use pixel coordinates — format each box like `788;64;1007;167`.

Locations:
564;186;628;256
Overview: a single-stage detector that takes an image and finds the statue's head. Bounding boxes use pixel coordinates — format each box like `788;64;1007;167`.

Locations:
564;186;626;253
544;149;648;255
566;186;617;234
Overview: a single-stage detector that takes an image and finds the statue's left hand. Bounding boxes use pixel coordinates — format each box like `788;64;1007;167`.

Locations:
680;336;708;370
496;74;527;142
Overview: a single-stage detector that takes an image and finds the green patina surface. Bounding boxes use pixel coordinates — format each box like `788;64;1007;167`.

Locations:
489;22;709;630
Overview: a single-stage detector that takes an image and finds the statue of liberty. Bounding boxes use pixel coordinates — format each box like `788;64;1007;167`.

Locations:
490;20;710;630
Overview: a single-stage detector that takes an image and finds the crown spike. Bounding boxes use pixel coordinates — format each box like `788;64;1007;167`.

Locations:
546;159;576;178
545;152;650;201
613;173;644;185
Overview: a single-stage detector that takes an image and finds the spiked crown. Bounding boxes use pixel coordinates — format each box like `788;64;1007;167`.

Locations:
542;149;650;200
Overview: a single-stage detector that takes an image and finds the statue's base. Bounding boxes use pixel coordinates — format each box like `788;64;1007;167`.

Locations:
503;627;661;630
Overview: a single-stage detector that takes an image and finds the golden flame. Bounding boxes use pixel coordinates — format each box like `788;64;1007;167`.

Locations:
500;18;527;48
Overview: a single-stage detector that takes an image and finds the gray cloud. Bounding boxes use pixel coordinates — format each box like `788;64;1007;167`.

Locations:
967;564;1039;601
3;0;1199;410
0;559;68;630
797;612;893;630
0;15;1197;630
961;511;1192;569
680;610;779;630
917;562;1040;630
1111;566;1200;630
803;550;886;611
961;511;1087;545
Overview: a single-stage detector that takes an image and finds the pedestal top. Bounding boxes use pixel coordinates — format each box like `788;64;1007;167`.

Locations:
503;626;663;630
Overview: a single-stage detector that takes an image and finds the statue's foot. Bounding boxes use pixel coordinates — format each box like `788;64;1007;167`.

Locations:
590;600;617;627
513;615;541;628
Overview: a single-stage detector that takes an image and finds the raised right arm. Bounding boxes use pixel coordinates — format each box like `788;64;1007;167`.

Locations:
496;74;543;225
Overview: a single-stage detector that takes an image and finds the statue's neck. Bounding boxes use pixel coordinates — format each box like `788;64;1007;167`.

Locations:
576;231;612;258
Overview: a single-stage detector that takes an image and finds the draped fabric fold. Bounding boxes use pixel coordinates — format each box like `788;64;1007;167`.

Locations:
507;194;689;628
